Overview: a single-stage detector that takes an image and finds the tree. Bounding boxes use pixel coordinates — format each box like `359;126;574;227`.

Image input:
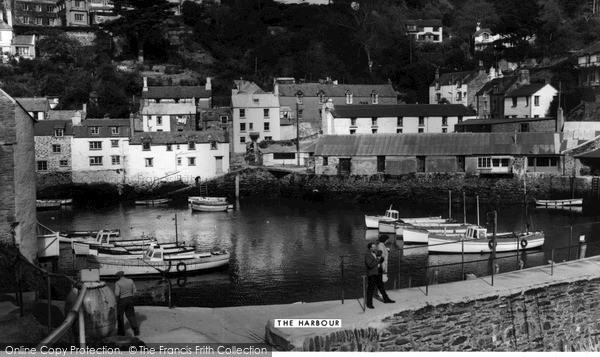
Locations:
101;0;175;62
453;0;499;41
492;1;541;49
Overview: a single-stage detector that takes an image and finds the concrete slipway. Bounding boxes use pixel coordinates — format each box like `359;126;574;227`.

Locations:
131;255;600;350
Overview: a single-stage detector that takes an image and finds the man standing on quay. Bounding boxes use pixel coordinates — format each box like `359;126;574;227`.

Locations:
365;242;395;309
115;271;140;336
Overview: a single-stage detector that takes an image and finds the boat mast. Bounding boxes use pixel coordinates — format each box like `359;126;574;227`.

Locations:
175;214;179;246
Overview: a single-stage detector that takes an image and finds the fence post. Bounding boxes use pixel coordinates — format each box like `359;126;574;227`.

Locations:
340;256;345;305
47;275;52;334
425;264;429;296
362;275;366;312
579;235;587;259
550;249;555;276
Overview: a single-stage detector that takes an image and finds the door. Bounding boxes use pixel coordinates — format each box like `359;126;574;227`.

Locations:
215;156;223;175
377;156;386;173
338;158;351;176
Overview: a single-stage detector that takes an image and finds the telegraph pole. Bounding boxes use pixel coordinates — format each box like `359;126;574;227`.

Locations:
296;101;300;166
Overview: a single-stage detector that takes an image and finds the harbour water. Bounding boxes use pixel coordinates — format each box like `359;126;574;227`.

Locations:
38;198;600;307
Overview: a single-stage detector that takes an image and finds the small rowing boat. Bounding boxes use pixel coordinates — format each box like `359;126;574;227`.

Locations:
189;196;232;212
135;198;171;205
535;198;583;207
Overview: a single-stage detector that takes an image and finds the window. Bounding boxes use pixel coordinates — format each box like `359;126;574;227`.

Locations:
264;122;270;131
418;117;425;126
166;144;172;151
371;117;377;126
350;129;356;135
46;5;53;12
240;136;246;143
418;128;424;133
457;116;463;123
253;98;259;104
240;122;247;132
323;157;328;166
21;4;29;11
89;156;103;166
157;116;163;125
520;123;529;132
188;157;196;166
189;142;196;150
350;118;357;126
110;127;119;135
442;128;447;133
111;155;120;165
109;140;118;148
59;160;68;167
456;92;462;101
220;116;228;124
529;157;558;167
145;158;153;167
442;117;448;126
176;144;180;150
90;127;100;135
512;97;517;107
435;93;441;102
52;144;61;153
54;129;64;137
75;13;84;22
89;141;102;150
16;47;30;56
75;1;82;7
264;109;269;118
396;128;403;133
318;92;325;103
534;96;540;106
210;141;218;150
177;157;182;166
346;91;353;104
417;156;425;172
37;161;48;171
274;153;295;160
435;82;440;90
249;123;254;130
239;109;246;118
142;142;151;151
371;92;379;104
397;117;403;127
478;157;491;168
265;136;272;141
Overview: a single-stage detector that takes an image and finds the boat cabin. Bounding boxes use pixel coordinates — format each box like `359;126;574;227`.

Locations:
144;247;165;261
384;209;399;221
464;227;488;239
94;230;120;245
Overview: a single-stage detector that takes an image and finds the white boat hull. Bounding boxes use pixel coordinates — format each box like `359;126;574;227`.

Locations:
365;215;397;229
428;233;544;254
402;227;430;244
535;198;583;207
135;198;171;205
86;253;231;276
190;202;230;212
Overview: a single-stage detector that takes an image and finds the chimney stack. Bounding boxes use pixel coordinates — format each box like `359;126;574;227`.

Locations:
6;8;12;27
518;69;530;85
556;107;564;132
323;98;335;135
435;67;439;80
274;82;279;96
205;77;211;91
143;77;148;91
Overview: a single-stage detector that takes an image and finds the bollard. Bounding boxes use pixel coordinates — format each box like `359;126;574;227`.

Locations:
494;263;500;274
579;235;587;259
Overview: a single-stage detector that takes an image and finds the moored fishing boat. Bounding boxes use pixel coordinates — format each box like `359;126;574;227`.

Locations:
535;198;583;207
86;245;231;276
189;196;231;212
134;198;171;205
60;229;121;238
36;200;62;210
89;242;197;258
428;226;544;254
379;218;460;236
69;231;157;255
365;206;400;229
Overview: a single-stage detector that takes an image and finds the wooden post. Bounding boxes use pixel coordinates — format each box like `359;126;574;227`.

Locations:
463;192;466;224
340;256;344;304
175;214;178;246
476;196;480;226
448;190;452;219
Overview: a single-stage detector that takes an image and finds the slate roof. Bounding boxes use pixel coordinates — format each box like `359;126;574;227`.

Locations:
476;76;519;96
34;120;73;136
331;104;476;118
12;35;35;46
141;103;196;115
456;117;555;127
72;119;130;138
405;19;442;27
577;41;600;56
47;110;78;121
504;83;550;98
15;97;49;112
278;83;396;98
129;130;227;145
234;80;266;94
431;71;479;87
314;133;561;156
473;28;492;37
260;142;315;154
141;86;211;99
231;92;279;108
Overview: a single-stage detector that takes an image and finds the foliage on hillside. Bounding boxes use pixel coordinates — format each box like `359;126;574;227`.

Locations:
0;0;599;113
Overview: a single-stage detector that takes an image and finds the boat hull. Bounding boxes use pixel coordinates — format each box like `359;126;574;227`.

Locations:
428;232;545;254
135;199;171;205
365;215;397;229
86;253;231;276
190;202;229;212
535;198;583;207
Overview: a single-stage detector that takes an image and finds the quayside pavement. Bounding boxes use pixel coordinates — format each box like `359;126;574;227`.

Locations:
131;255;600;349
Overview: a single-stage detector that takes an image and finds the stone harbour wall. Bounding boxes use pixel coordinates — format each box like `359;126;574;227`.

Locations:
296;278;600;352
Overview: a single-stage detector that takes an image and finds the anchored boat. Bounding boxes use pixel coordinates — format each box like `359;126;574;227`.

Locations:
189;196;232;212
428;226;544;254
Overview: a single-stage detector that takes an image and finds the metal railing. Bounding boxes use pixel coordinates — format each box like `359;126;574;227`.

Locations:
340;238;595;305
0;245;87;348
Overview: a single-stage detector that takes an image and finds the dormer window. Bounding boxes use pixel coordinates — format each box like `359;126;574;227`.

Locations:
345;91;353;104
296;91;304;105
371;91;379;104
90;126;100;135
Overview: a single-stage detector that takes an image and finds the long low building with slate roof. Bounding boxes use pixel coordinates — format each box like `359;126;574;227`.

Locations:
313;133;563;176
321;103;476;135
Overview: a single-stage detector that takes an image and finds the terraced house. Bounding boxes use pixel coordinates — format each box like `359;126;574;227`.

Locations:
34;119;73;185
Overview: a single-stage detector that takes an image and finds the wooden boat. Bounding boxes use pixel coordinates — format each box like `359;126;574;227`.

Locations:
364;206;399;229
402;224;479;244
86;245;231;276
89;242;196;259
36;200;62;210
428;226;544;254
60;229;121;238
535;198;583;207
189;196;231;212
69;231;157;255
378;218;460;236
134;198;171;205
